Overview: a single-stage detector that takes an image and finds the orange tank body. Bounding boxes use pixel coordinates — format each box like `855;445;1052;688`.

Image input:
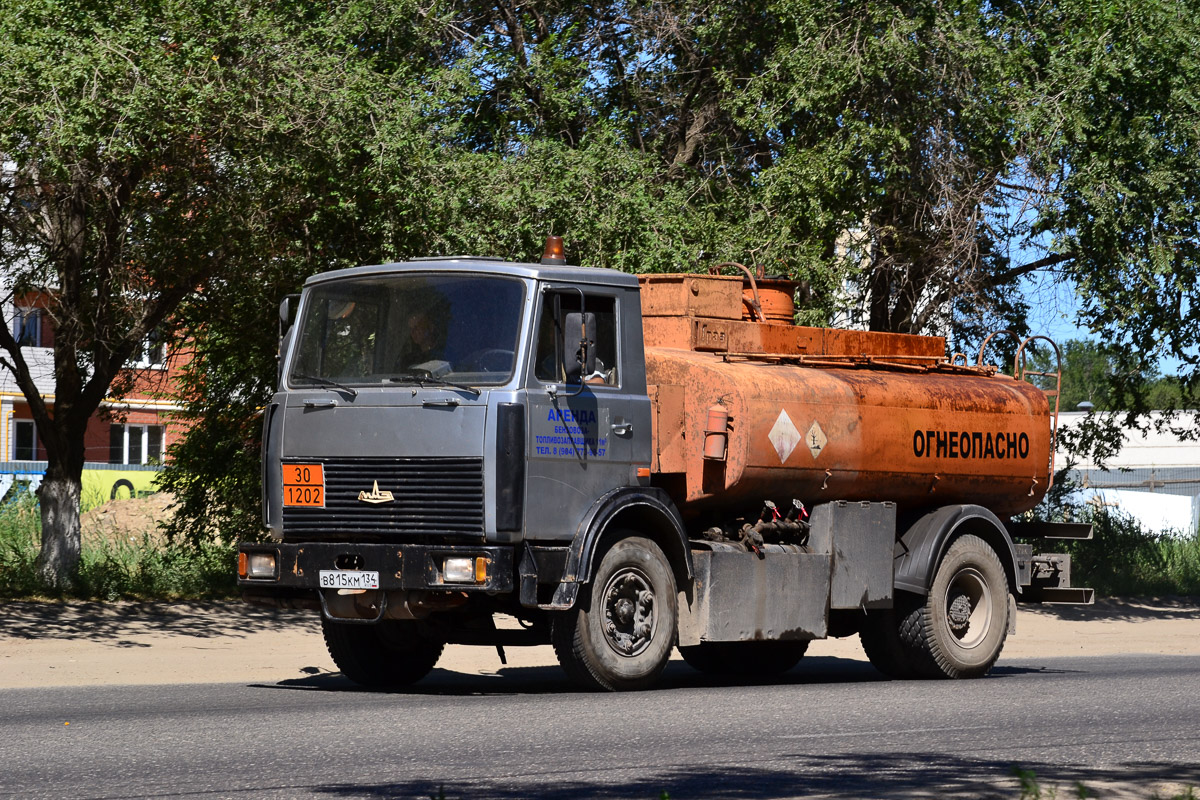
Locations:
639;274;1054;519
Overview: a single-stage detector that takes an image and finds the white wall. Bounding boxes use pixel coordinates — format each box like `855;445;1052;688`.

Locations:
1057;411;1200;535
1056;411;1200;471
0;272;56;397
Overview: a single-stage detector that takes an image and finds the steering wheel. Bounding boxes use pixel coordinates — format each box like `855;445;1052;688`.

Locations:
464;348;515;373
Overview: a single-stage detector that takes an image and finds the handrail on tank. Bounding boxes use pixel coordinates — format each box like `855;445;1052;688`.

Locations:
976;329;1023;374
709;262;764;322
1015;335;1063;489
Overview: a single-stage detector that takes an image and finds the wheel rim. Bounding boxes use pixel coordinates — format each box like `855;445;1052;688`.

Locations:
600;566;656;657
943;566;992;649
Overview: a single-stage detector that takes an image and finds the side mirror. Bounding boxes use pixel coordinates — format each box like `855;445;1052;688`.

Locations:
563;311;596;382
279;294;300;326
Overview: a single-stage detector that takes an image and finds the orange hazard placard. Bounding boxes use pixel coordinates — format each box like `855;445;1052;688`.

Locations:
283;463;325;507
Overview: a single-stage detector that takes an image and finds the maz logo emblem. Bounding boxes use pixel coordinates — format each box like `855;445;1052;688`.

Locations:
358;481;394;504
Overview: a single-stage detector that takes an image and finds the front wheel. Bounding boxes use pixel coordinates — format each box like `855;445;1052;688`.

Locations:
322;618;444;687
552;535;677;691
899;534;1011;679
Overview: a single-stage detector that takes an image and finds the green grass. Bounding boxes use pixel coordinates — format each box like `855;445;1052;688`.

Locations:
0;495;238;601
1;485;1198;601
1061;507;1200;597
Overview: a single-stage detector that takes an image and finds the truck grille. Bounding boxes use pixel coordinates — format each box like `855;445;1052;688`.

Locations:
281;457;484;540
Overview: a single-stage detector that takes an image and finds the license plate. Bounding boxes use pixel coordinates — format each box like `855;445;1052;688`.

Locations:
283;463;325;507
319;570;380;590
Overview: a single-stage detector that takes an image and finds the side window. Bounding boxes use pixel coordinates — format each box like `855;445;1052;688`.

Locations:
534;292;618;386
13;307;41;347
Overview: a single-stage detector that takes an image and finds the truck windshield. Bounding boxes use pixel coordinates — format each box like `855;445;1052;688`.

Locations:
289;274;526;388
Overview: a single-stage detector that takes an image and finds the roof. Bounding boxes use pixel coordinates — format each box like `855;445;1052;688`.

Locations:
302;257;639;290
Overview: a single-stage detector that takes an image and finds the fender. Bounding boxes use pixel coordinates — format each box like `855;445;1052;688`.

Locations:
544;486;692;610
894;504;1022;597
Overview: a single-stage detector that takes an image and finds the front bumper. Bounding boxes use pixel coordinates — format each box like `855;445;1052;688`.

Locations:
238;542;515;593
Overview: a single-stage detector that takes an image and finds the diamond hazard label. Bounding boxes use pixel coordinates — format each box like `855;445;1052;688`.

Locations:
805;421;827;459
768;410;801;463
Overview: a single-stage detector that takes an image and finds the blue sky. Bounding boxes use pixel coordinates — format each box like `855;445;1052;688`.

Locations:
1020;270;1193;377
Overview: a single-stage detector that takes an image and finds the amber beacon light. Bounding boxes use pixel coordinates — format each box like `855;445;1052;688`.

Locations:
541;235;566;265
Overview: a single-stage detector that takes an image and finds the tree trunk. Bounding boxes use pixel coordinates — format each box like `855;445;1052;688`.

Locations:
35;461;84;590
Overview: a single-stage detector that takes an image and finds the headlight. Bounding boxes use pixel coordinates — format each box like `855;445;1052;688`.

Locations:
246;552;277;579
443;556;488;584
443;557;475;583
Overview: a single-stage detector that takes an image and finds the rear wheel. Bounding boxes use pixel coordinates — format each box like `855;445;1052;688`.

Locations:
679;640;809;677
552;534;677;691
859;594;923;679
322;617;444;687
899;534;1010;679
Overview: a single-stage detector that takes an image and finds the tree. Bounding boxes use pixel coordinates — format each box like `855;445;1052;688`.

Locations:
1026;339;1125;413
1026;337;1194;470
1032;0;1200;411
0;0;430;586
1045;340;1192;415
160;0;1200;541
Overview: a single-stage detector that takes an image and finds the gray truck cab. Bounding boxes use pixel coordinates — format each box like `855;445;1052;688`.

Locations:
248;257;658;623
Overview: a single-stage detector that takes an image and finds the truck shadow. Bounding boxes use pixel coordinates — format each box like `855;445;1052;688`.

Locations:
8;596;1192;641
257;657;1074;696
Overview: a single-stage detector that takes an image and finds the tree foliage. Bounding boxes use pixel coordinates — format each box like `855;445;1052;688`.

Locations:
3;0;1197;548
1034;339;1190;415
0;0;433;579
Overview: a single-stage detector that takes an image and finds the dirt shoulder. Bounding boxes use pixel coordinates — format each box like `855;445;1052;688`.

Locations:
2;597;1198;690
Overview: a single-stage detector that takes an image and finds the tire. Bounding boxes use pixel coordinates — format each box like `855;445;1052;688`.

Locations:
679;640;809;677
551;534;677;691
858;593;924;679
899;534;1010;679
322;617;444;687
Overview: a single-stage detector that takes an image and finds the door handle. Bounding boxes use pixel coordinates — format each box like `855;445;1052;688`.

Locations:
611;418;632;436
303;399;338;409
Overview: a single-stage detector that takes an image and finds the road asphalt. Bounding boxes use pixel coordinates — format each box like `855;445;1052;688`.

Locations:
2;596;1199;689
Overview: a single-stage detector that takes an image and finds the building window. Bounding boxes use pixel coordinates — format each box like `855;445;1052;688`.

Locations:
13;307;41;347
131;331;166;368
109;424;164;465
12;420;37;461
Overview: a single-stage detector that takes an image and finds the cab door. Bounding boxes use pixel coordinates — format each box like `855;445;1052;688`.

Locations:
523;285;648;543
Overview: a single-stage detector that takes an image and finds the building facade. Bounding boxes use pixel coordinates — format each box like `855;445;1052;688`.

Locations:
1;290;187;508
1057;410;1200;535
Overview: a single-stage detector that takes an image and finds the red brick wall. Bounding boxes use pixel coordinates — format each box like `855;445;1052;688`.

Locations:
9;290;195;464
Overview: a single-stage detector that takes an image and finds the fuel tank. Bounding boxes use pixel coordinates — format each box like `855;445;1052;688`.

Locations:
640;274;1054;518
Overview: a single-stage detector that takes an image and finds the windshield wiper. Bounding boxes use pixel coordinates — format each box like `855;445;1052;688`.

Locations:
292;373;359;398
388;372;481;397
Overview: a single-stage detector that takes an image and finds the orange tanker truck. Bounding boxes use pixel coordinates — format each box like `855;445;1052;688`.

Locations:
238;237;1091;690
